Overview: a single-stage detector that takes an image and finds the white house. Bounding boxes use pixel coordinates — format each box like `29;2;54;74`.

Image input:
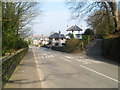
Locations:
49;32;66;46
39;36;49;45
66;25;83;39
30;35;49;47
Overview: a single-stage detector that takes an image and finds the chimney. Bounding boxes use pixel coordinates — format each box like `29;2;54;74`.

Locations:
59;31;61;34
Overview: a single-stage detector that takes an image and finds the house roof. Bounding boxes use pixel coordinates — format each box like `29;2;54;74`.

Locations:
66;25;82;31
49;33;65;39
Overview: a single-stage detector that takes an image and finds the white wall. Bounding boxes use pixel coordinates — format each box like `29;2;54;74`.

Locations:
67;31;82;39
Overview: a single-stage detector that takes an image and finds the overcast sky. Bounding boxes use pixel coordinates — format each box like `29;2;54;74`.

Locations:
31;1;88;37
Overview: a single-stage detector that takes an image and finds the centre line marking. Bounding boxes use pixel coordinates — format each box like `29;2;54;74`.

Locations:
80;65;120;83
60;57;72;62
65;56;73;59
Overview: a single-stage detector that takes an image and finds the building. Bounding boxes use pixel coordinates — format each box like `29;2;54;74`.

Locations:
49;32;66;46
66;25;83;39
29;34;49;47
39;36;49;45
32;36;40;47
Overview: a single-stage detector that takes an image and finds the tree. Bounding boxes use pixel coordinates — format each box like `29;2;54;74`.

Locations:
84;29;94;35
67;0;119;31
87;9;115;36
2;2;40;55
70;33;74;38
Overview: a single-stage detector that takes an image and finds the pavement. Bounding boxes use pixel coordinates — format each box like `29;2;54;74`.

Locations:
4;39;119;88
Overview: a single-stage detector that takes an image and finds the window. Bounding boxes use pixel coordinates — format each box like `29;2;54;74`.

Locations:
55;38;59;40
76;34;80;38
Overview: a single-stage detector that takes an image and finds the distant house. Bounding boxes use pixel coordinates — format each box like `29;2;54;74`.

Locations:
39;36;49;45
32;36;40;46
30;35;49;47
66;25;82;39
49;32;66;46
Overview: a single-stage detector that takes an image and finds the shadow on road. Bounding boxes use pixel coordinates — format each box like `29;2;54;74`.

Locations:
6;79;41;84
85;39;118;66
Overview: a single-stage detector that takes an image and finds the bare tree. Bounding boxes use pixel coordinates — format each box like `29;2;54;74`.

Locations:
2;2;40;39
67;0;119;30
87;9;114;36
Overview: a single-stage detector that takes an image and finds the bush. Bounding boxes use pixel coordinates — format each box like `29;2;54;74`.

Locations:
13;38;28;50
65;39;83;52
45;35;94;53
84;29;94;35
70;33;74;38
82;35;94;47
52;46;66;52
2;38;28;56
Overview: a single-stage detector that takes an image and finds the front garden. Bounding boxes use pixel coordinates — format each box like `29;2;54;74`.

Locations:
44;35;94;53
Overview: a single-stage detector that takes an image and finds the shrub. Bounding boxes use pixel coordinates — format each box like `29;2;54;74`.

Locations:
39;42;43;46
14;38;28;49
52;46;65;52
65;39;83;52
2;38;28;56
47;35;94;53
70;33;74;38
84;29;94;35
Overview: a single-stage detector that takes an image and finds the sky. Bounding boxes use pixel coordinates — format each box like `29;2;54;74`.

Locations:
32;1;88;37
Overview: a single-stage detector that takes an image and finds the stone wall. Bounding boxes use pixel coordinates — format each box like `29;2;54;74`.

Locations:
1;48;28;87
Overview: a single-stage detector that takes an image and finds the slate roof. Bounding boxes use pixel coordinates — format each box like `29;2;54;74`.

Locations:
49;33;65;39
66;25;82;31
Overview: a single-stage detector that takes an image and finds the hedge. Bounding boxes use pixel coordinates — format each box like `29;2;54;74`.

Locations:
43;35;94;53
1;48;28;88
52;46;67;52
102;36;120;61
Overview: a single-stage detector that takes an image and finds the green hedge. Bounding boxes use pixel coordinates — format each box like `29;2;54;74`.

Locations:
43;35;94;53
52;46;67;52
102;36;120;61
2;38;28;56
65;39;84;52
48;35;94;53
52;39;85;53
2;48;28;87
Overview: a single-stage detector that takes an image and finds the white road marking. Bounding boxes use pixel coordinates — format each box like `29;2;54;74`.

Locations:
65;56;73;59
76;59;91;64
76;58;103;64
38;54;55;59
80;65;120;83
60;57;72;62
32;49;46;87
50;55;54;57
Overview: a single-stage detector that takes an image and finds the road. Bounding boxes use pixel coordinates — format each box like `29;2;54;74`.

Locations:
5;46;119;88
32;47;119;88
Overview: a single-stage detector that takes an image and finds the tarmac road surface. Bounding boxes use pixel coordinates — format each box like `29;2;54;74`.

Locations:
5;46;119;88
